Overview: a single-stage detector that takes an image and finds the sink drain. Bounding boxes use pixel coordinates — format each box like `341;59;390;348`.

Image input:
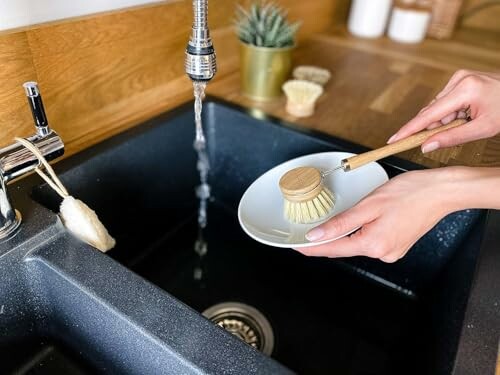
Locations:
202;302;274;355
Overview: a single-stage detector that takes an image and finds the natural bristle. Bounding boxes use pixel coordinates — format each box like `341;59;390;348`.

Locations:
282;80;323;105
282;80;323;117
292;66;331;86
283;187;335;224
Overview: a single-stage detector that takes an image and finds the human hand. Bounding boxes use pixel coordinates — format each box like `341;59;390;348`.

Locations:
387;70;500;153
296;168;464;263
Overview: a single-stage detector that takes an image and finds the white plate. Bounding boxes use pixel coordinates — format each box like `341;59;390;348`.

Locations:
238;152;389;248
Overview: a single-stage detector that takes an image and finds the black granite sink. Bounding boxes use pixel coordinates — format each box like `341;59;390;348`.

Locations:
1;202;286;375
27;98;495;374
0;212;97;375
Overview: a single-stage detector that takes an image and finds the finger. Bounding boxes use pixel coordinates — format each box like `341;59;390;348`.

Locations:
421;119;480;151
387;87;469;143
296;235;366;258
440;111;458;125
305;203;377;242
436;70;473;99
426;121;445;130
418;99;435;114
379;244;413;263
417;71;471;116
299;220;395;259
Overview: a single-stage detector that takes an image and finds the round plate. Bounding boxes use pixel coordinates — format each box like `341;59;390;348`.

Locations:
238;152;389;248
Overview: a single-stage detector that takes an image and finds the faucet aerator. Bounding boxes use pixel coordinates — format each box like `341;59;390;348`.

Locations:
185;0;217;82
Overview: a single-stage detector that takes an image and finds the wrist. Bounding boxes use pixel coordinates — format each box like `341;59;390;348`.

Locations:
439;166;500;212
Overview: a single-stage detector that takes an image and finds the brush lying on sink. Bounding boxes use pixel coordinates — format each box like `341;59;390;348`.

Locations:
16;137;116;252
279;118;467;224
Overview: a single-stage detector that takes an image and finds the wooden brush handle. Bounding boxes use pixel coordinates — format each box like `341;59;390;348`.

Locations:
343;119;467;171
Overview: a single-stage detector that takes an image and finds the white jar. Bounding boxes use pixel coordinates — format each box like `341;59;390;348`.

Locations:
348;0;393;38
388;5;431;43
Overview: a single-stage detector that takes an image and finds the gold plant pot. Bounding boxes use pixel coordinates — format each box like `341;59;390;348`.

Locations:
240;41;294;101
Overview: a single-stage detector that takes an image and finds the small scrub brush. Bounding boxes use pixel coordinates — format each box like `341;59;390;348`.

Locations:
282;80;324;118
16;137;115;252
279;167;335;224
278;119;468;224
293;66;331;86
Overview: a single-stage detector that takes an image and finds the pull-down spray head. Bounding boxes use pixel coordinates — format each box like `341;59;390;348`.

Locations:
185;0;217;82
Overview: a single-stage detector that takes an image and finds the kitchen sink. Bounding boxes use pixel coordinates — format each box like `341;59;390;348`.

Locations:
28;98;490;374
1;201;284;375
0;211;100;375
3;330;99;375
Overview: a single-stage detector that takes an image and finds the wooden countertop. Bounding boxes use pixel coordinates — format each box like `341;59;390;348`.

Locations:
207;26;500;168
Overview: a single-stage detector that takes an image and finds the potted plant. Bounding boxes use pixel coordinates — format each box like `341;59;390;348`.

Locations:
235;2;301;101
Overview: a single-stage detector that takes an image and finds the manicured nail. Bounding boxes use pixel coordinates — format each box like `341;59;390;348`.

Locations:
387;134;398;144
306;227;325;242
422;141;439;153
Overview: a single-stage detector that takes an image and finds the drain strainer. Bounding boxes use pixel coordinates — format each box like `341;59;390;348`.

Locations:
202;302;274;356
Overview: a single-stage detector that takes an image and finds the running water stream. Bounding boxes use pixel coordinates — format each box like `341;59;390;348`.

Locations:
193;81;210;278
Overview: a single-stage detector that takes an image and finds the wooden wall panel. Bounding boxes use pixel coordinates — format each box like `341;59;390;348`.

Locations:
0;0;338;157
462;0;500;32
0;33;39;144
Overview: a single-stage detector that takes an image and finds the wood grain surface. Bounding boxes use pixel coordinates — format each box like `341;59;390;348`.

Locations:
207;26;500;168
462;0;500;32
0;0;338;157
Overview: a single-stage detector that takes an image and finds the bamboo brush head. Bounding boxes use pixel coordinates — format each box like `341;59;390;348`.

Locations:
282;80;324;118
279;167;335;224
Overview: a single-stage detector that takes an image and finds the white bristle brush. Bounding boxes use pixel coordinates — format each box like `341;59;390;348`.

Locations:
282;80;324;118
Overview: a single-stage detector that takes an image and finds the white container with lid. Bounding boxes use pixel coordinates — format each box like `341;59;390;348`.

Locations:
388;3;432;43
348;0;393;38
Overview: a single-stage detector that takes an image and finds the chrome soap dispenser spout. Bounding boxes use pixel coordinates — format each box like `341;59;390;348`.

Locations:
185;0;217;82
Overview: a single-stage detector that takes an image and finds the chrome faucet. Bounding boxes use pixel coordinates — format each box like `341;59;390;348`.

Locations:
0;82;64;239
185;0;217;82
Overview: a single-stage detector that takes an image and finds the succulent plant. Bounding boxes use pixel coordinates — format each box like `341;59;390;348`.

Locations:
235;2;301;48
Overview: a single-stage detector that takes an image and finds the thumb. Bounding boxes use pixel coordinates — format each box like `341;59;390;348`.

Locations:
421;120;478;152
305;203;376;242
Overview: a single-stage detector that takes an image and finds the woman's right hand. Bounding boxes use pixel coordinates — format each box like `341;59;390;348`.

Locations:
387;70;500;153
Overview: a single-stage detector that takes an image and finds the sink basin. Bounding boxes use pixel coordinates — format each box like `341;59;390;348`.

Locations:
1;202;287;375
0;211;97;375
28;98;489;374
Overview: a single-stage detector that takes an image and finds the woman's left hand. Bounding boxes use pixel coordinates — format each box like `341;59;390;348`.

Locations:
296;168;464;263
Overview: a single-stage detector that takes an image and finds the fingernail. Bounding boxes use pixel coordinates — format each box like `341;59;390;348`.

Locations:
306;227;325;242
422;141;439;153
387;134;398;144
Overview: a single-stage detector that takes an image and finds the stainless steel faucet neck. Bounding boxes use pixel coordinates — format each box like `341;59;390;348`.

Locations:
0;82;64;240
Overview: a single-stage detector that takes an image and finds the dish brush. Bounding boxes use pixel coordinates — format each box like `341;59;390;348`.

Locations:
292;66;331;86
15;137;116;252
278;118;467;224
282;80;324;118
279;166;335;224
